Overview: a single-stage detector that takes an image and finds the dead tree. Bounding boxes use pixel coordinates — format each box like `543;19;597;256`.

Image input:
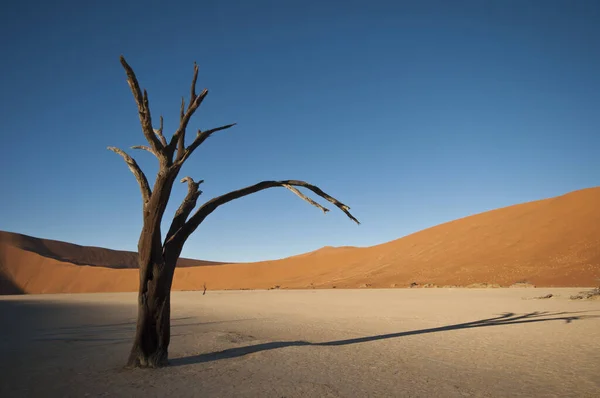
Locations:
108;56;359;368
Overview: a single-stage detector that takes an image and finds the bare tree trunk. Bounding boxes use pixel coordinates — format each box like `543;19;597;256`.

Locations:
126;271;170;367
126;209;179;368
126;258;176;368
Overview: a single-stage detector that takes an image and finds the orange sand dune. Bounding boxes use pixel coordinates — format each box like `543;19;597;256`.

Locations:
1;187;599;294
0;231;226;269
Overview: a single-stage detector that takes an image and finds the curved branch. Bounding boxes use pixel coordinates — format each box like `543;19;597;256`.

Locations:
165;176;203;242
119;56;164;156
107;147;151;205
169;180;359;244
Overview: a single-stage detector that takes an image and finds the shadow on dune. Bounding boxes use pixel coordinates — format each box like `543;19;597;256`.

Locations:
0;274;24;295
0;230;228;270
0;265;24;295
169;311;599;366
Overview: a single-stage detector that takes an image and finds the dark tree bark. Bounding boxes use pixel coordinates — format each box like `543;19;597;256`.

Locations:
109;56;359;368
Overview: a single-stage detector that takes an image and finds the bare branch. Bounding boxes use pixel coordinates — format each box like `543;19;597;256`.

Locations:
171;95;186;158
154;115;167;147
189;62;198;109
131;145;154;153
180;176;204;187
192;89;209;111
177;100;187;159
165;176;204;242
180;97;185;122
282;184;329;214
119;56;164;155
168;61;210;159
107;146;151;205
169;180;359;244
177;123;236;165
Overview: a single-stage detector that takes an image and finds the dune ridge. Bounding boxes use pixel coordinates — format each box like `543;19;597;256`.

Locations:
1;187;599;294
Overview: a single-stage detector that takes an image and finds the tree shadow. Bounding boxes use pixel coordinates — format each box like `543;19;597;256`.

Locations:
33;318;261;345
49;316;195;333
169;311;599;367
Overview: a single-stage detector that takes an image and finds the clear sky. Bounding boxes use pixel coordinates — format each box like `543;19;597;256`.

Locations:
1;0;598;262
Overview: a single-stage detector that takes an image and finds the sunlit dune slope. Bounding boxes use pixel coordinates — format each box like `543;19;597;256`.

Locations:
1;187;599;294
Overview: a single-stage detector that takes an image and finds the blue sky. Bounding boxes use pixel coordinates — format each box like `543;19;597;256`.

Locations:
1;0;598;262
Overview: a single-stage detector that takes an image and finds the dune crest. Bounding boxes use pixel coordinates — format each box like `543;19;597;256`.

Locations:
1;187;599;294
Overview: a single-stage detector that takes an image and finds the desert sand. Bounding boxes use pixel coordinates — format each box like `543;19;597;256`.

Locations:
0;289;598;397
1;187;600;294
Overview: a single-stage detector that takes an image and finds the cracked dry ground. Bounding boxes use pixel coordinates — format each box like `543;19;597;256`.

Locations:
1;289;599;397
